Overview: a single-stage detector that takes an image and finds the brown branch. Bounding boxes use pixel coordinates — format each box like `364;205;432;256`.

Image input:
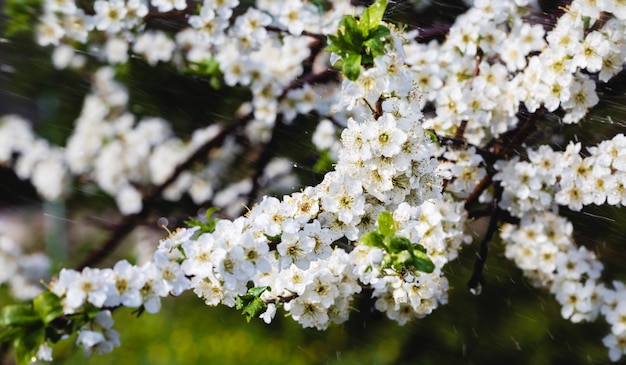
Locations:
265;25;327;42
264;293;298;304
452;119;468;141
462;105;539;209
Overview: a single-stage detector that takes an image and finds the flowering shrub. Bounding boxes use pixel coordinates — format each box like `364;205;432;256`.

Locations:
1;0;626;363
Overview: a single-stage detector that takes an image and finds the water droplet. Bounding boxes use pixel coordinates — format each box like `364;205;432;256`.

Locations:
469;282;482;296
293;163;298;168
157;217;169;228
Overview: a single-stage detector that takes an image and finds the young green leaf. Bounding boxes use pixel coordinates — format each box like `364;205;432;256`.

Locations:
340;15;363;50
384;236;411;253
248;286;270;297
343;53;362;81
425;130;439;143
0;327;22;343
412;250;435;273
368;25;391;41
313;149;334;173
264;233;282;244
13;325;45;365
241;297;268;323
33;292;63;325
377;211;396;237
235;286;271;323
0;305;40;327
326;34;349;58
359;0;388;37
363;37;386;58
413;243;427;254
397;250;413;264
360;231;385;249
185;207;220;235
204;207;220;233
364;26;391;57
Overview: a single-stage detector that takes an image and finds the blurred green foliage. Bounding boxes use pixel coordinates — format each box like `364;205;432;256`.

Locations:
2;0;40;35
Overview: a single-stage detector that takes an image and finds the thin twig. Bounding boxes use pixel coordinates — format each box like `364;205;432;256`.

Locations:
467;184;502;294
463;105;539;209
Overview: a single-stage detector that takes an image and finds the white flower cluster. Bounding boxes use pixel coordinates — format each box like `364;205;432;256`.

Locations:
64;67;225;213
402;0;626;146
75;310;120;356
494;133;626;217
0;68;224;214
495;133;626;361
7;0;376;216
350;197;467;324
0;115;68;201
44;43;469;356
156;45;464;327
439;147;487;199
3;0;626;362
517;0;624;124
0;235;51;300
48;254;190;355
34;0;358;142
501;211;626;362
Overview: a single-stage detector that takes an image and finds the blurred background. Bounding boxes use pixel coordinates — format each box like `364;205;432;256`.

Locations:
2;0;626;364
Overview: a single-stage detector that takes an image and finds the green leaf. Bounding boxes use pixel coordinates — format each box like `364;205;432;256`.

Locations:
242;298;268;323
364;26;391;57
368;25;391;40
235;286;271;323
209;76;222;90
185;58;221;77
33;292;63;325
413;243;427;254
411;250;435;273
363;38;386;59
391;253;404;271
377;211;395;237
343;53;362;81
381;253;393;268
340;15;363;51
360;231;385;249
0;327;22;343
204;207;220;233
264;233;281;244
0;305;40;327
326;34;349;57
359;0;388;37
248;286;270;297
185;207;220;235
325;0;391;80
396;250;412;265
384;236;411;253
13;326;45;365
425;130;439;143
